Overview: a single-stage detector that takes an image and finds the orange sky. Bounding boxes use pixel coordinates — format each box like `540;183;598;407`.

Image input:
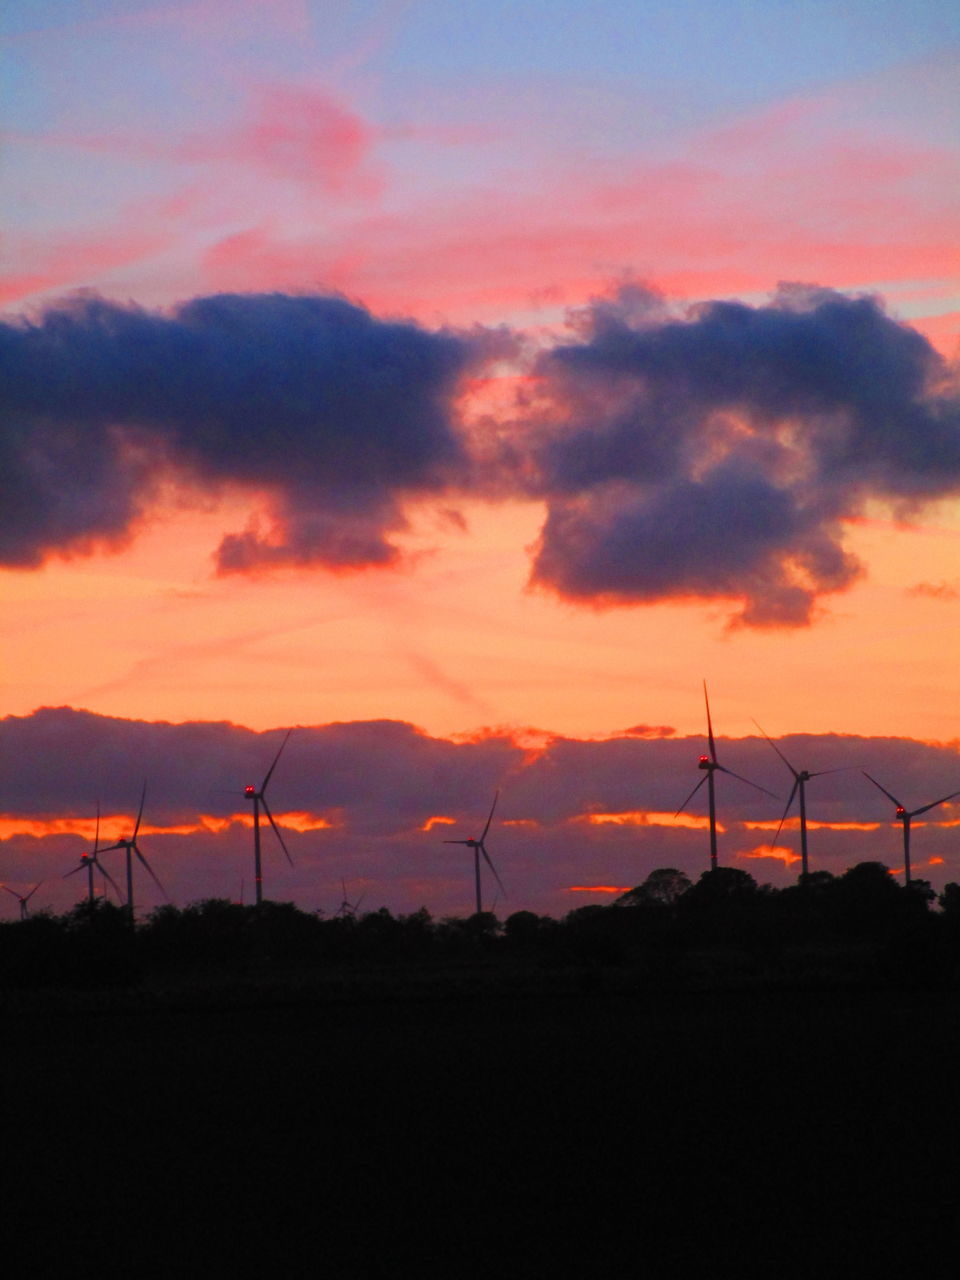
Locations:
4;493;960;744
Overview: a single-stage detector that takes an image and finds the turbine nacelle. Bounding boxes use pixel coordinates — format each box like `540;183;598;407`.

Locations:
896;806;906;818
244;785;257;798
698;755;712;769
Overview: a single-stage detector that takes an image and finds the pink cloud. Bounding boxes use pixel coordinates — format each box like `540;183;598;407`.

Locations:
11;83;381;199
6;54;957;329
0;227;175;306
177;85;382;197
196;119;957;328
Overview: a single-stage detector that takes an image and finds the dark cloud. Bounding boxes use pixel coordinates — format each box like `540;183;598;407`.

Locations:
0;291;485;570
521;283;960;626
3;284;958;626
20;706;957;830
0;707;522;834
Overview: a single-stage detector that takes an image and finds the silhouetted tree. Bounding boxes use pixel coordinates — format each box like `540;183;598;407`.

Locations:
939;882;960;916
675;867;768;950
906;879;936;907
614;868;692;909
504;910;542;946
684;867;758;903
563;904;626;964
830;862;930;945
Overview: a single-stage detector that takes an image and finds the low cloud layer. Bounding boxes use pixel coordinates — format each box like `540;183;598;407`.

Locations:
2;709;959;919
2;284;958;626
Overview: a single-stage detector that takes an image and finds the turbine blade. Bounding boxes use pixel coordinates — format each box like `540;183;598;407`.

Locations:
443;839;471;845
751;719;798;779
863;772;904;810
703;681;717;762
911;788;960;818
93;858;122;899
132;782;147;840
261;729;293;794
24;882;42;901
479;842;507;900
95;801;101;853
262;798;294;867
480;790;500;842
773;779;800;847
715;764;778;799
675;774;708;817
133;843;168;898
1;884;18;900
64;864;85;880
807;766;861;778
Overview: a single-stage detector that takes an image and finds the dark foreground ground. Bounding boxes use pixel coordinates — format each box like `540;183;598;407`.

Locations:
3;976;958;1276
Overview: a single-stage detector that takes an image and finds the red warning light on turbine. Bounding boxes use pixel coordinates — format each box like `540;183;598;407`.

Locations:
896;806;906;817
244;785;257;798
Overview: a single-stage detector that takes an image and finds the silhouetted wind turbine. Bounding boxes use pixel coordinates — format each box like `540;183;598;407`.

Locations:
444;790;506;915
677;683;777;870
754;721;856;878
2;883;42;921
863;772;960;885
244;731;294;906
336;878;366;918
98;784;167;919
64;803;121;904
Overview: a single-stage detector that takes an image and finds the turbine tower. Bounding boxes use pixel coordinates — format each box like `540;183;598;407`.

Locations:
336;878;366;918
98;784;167;919
677;683;776;871
64;804;121;904
1;883;42;921
244;730;294;906
863;772;960;885
754;721;855;878
443;790;505;915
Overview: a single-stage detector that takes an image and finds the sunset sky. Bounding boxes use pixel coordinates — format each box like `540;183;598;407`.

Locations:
2;0;959;920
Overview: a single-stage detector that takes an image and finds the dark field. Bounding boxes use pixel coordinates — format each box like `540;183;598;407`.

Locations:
3;980;958;1275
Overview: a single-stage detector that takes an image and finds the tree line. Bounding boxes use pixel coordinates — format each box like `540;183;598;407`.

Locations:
2;862;960;993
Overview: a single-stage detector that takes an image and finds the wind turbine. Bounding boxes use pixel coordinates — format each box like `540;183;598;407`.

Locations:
1;883;42;921
443;790;506;915
754;721;856;878
336;879;366;918
243;730;294;906
98;784;167;919
862;772;960;885
64;804;122;904
676;683;777;871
